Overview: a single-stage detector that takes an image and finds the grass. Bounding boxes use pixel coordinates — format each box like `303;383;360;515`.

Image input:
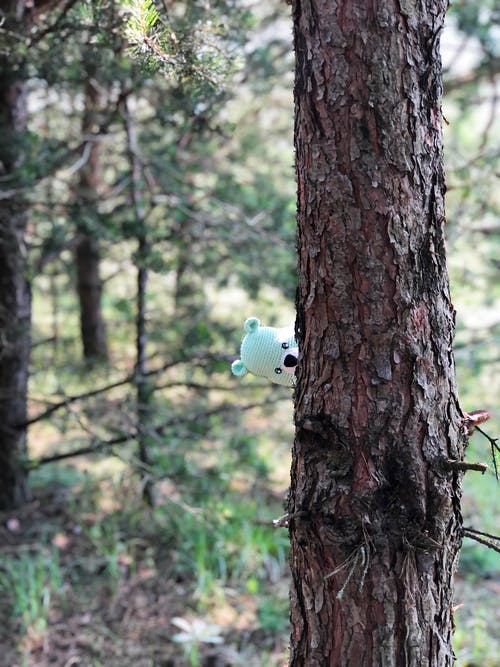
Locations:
454;435;500;666
1;456;497;666
454;579;500;667
0;469;292;666
0;546;64;637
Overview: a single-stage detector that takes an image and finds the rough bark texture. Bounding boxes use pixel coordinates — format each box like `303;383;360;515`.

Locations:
289;1;465;665
75;79;109;361
0;2;31;508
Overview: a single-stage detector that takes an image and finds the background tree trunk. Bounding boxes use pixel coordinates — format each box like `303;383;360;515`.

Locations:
289;1;465;665
75;78;109;362
123;96;155;506
0;2;31;509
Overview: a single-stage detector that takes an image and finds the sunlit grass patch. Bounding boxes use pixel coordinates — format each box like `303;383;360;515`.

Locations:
454;578;500;667
0;546;64;637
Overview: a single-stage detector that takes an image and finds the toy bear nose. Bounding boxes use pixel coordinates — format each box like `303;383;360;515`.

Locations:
284;354;298;368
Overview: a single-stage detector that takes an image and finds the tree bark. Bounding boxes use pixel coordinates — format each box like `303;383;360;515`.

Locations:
289;1;464;665
0;2;32;508
75;78;109;362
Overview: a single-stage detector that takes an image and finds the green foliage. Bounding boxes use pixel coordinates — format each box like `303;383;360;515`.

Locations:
123;0;160;39
257;594;290;635
164;495;289;602
459;542;499;577
450;0;500;56
454;597;500;667
121;0;244;88
84;517;125;584
122;0;171;72
0;548;64;634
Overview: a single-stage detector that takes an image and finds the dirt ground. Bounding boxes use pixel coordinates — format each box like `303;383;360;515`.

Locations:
0;489;288;667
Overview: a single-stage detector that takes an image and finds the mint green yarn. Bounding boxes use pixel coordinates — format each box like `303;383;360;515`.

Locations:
231;317;298;387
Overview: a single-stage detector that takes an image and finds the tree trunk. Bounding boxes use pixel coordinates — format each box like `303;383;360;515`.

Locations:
0;2;31;509
122;96;155;506
289;1;464;665
75;78;108;362
76;235;108;361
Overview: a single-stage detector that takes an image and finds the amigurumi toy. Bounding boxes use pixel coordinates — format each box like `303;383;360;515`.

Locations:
231;317;298;387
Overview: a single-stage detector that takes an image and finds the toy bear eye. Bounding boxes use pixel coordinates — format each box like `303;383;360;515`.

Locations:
274;367;282;374
281;342;289;349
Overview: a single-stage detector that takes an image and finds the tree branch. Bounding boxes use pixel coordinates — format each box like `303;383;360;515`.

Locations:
24;396;289;469
21;354;234;427
444;60;500;94
22;375;136;427
474;425;500;480
25;432;133;469
463;527;500;555
443;460;488;474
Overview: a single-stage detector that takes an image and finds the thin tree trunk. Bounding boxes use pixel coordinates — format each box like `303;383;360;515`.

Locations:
75;78;108;362
0;2;31;509
289;1;464;665
122;96;154;506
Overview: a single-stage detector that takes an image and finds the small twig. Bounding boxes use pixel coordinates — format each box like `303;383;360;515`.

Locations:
65;140;94;177
358;546;370;592
335;550;360;600
272;511;309;528
443;460;488;474
31;335;58;349
463;526;500;542
474;425;500;480
463;527;500;555
322;542;371;599
478;72;498;152
324;549;359;581
273;513;290;528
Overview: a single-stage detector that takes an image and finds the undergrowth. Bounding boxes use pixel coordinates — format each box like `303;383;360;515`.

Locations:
0;470;291;666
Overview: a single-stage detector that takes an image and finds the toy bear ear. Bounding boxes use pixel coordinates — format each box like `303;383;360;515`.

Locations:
244;317;260;334
231;359;248;377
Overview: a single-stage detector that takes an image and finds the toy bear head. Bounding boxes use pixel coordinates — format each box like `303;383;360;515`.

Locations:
231;317;298;387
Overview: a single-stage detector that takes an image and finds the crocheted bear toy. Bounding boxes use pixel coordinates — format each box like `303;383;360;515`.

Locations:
231;317;298;387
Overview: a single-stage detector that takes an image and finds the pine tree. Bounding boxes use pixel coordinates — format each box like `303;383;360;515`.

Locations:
289;1;465;663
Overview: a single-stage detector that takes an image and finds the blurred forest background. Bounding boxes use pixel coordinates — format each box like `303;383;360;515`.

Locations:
0;1;498;665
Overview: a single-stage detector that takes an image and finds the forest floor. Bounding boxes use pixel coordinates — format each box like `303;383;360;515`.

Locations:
0;473;499;667
0;480;290;667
